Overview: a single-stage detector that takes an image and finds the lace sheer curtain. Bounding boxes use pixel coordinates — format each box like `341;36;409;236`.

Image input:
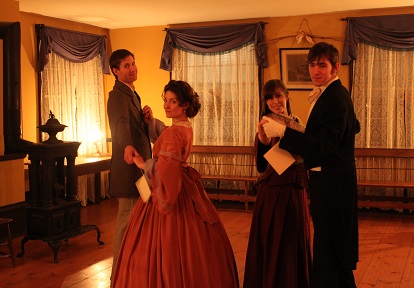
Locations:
172;44;260;181
353;42;414;199
41;52;108;205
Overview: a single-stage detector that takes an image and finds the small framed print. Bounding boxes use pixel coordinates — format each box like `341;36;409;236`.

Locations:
279;48;313;90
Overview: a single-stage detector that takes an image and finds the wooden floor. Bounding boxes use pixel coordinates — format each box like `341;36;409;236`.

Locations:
1;198;414;287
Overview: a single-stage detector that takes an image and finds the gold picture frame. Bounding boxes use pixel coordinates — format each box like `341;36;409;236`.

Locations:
279;48;313;90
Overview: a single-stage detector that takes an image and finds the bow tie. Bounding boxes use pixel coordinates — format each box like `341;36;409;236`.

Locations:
308;87;322;104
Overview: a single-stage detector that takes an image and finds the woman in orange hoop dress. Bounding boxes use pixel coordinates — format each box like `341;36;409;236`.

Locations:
111;80;239;288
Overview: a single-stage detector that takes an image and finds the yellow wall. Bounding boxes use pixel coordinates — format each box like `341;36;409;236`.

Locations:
1;1;414;206
107;26;172;129
261;7;414;122
19;12;111;143
15;5;414;146
108;6;414;124
0;159;25;205
0;1;111;206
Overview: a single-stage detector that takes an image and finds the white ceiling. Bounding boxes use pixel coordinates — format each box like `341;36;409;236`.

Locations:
17;0;414;29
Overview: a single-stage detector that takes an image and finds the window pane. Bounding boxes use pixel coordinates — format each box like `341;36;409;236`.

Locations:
172;43;259;146
353;43;414;148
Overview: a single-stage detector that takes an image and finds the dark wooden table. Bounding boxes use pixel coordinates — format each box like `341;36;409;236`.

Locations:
73;155;111;204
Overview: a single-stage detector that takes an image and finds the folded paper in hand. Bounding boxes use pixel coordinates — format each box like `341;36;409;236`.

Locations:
264;142;296;175
265;113;305;132
135;175;151;202
262;113;305;174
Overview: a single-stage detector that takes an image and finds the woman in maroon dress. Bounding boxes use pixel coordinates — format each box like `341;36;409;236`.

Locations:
111;80;239;288
243;79;312;288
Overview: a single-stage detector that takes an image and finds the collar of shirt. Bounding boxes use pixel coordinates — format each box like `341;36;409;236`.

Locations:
306;76;339;123
308;76;339;104
319;76;338;95
118;80;135;91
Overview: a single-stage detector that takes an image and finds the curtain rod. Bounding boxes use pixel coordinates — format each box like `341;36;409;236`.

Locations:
163;21;268;31
35;24;107;38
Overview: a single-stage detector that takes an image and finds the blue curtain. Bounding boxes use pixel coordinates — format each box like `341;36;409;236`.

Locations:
342;14;414;64
160;22;267;71
36;24;109;74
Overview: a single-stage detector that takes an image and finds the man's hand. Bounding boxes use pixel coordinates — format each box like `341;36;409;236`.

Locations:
262;116;286;138
124;145;139;164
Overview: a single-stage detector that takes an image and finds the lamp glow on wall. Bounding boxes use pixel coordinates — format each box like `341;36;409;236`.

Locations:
90;129;103;156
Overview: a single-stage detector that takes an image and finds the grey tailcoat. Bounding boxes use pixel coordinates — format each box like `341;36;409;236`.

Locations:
107;80;152;198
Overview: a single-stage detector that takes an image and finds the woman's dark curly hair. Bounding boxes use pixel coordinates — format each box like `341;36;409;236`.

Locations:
163;80;201;118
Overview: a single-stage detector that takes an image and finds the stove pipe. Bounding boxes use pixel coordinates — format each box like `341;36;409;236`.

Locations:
1;21;33;154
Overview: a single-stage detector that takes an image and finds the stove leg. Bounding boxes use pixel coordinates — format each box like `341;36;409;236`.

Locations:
94;226;104;245
17;235;29;257
48;240;62;263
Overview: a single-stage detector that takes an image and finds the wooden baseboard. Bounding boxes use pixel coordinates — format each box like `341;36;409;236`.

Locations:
358;201;414;210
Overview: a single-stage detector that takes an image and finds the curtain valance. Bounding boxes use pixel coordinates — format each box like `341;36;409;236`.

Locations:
342;14;414;64
160;22;267;71
36;24;110;74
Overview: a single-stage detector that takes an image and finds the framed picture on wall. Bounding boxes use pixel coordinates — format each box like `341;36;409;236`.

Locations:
279;48;313;90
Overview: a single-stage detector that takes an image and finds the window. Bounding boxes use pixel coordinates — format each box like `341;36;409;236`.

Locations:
352;42;414;149
36;25;110;206
172;43;259;146
41;52;108;206
41;52;107;156
172;43;260;182
352;42;414;201
342;15;414;206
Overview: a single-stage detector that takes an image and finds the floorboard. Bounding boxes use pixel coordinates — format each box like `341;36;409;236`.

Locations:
1;198;414;287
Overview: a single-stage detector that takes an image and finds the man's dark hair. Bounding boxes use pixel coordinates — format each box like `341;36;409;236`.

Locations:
308;42;339;67
109;49;134;79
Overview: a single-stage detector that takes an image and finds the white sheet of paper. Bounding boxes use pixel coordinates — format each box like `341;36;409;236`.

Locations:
264;142;295;175
135;175;152;202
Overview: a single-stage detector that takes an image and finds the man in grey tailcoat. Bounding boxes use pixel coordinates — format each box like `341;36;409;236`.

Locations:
107;49;152;280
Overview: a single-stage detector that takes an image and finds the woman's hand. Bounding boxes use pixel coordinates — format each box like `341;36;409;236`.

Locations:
142;105;154;124
262;116;286;138
258;118;271;145
133;155;145;169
